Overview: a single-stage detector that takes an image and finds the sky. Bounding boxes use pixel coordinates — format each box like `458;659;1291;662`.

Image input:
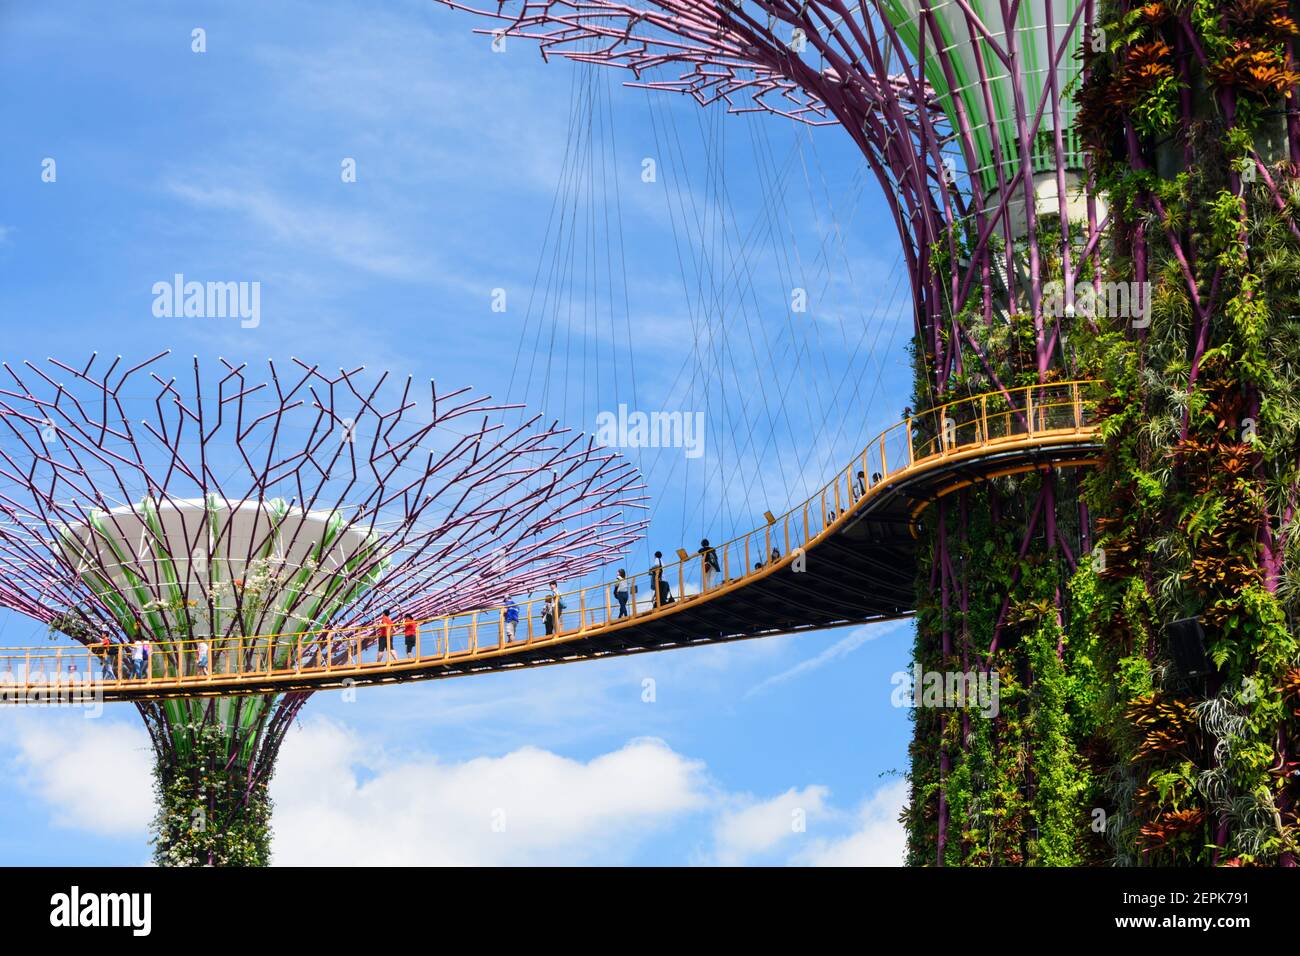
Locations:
0;0;920;865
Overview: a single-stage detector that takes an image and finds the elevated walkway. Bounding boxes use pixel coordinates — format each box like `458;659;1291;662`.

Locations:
0;382;1103;702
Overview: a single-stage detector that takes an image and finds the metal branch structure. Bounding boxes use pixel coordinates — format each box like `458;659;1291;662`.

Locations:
0;352;646;864
443;0;1100;376
437;0;1104;865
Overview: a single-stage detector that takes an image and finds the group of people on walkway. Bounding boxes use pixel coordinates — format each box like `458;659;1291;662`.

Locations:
89;515;838;681
373;609;422;662
89;628;209;680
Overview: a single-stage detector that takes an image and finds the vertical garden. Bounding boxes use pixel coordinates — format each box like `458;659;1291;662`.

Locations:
909;0;1300;866
1075;0;1300;865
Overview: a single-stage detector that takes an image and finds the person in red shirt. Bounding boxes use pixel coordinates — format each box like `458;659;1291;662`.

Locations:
377;610;396;663
402;613;418;657
96;628;115;680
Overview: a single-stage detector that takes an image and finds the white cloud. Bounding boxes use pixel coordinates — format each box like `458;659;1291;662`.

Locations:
792;778;909;866
710;785;831;865
0;712;907;866
2;712;154;836
165;180;452;285
271;718;711;865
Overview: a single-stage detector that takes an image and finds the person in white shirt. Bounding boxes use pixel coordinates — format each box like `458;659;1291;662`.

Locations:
548;581;564;632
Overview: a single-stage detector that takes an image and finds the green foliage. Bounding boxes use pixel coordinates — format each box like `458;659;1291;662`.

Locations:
908;0;1300;866
150;721;274;867
1025;619;1088;865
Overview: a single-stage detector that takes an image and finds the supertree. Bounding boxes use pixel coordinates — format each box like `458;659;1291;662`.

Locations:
437;0;1300;865
0;352;646;865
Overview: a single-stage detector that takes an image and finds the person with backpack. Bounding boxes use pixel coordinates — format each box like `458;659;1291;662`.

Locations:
698;538;720;591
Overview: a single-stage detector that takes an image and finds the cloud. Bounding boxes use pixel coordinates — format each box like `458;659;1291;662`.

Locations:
792;778;909;866
0;711;907;866
270;718;712;865
744;619;906;698
710;785;831;865
2;712;154;836
165;180;452;285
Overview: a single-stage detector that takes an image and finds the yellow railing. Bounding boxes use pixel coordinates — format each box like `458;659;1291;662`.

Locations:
0;381;1102;695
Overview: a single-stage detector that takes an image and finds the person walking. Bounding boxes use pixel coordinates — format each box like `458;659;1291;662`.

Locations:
196;638;210;676
548;581;565;633
542;594;555;636
95;629;115;680
135;637;152;679
504;598;520;642
377;610;396;662
613;570;629;619
698;538;720;591
402;612;419;657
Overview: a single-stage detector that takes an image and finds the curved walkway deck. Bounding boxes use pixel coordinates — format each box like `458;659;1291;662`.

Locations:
1;382;1103;702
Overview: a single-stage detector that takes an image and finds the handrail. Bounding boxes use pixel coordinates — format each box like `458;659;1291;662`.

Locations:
0;381;1103;695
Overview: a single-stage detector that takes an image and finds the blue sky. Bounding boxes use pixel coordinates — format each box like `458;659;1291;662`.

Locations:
0;0;919;865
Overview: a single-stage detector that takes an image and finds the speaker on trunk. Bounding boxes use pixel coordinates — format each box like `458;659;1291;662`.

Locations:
1166;616;1211;679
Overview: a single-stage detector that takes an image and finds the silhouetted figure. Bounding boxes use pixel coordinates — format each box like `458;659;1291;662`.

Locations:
613;570;629;618
698;538;720;590
652;551;673;605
